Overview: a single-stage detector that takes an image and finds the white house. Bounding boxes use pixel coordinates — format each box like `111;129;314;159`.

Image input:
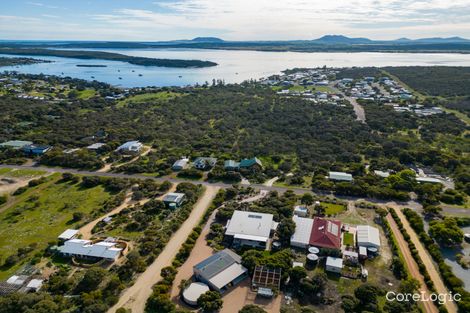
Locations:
325;257;343;273
328;171;353;182
356;225;381;250
172;158;189;171
225;211;278;249
162;192;185;208
58;239;122;261
116;141;143;154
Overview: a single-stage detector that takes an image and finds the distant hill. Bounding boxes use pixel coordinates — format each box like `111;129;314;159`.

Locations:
311;35;470;45
312;35;373;44
191;37;224;43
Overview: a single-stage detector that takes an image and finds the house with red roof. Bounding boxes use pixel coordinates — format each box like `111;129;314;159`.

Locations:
309;218;342;250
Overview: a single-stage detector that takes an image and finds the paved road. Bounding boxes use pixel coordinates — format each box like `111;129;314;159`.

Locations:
108;186;220;313
386;213;439;313
0;164;311;195
391;207;458;313
1;164;468;216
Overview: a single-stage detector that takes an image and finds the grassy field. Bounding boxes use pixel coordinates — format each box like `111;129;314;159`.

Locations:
117;91;182;107
0;174;113;280
322;202;346;215
0;168;47;178
77;89;96;100
272;85;336;93
343;232;354;246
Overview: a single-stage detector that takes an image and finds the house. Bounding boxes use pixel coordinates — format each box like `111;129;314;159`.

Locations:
239;157;263;170
251;266;282;297
58;229;79;241
58;239;122;261
193;249;248;293
309;217;342;251
116;141;143;154
356;225;381;250
0;140;33;150
291;216;315;248
416;177;442;185
224;160;240;171
86;143;106;150
294;205;309;217
325;257;343;273
328;171;353;182
25;279;43;292
374;170;390;178
23;144;51;155
162;192;185;208
193;157;217;170
225;210;278;249
172;158;189;171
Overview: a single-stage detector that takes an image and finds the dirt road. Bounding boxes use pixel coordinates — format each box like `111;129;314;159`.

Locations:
386;213;439;313
345;95;366;123
391;207;458;313
80;184;176;239
108;185;220;313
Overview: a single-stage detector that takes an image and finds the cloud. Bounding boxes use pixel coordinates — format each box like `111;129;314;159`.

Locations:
2;0;470;40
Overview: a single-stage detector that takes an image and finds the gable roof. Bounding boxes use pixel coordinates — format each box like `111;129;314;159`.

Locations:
309;217;342;249
239;157;263;168
356;225;381;247
194;249;243;280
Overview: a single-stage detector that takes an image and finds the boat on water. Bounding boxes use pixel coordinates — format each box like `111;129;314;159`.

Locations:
118;77;122;80
138;74;143;77
91;76;95;79
178;75;182;78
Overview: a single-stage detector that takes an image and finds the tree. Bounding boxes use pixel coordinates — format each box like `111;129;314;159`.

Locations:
289;266;307;287
277;218;296;244
197;291;223;312
76;267;107;292
429;218;464;246
239;304;267;313
301;193;314;205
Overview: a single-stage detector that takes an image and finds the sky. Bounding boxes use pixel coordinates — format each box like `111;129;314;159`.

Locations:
1;0;470;41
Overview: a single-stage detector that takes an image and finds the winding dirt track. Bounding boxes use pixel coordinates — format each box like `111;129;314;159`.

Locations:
108;186;220;313
386;213;439;313
390;207;458;313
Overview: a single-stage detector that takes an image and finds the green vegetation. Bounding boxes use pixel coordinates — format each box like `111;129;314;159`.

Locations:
0;168;46;178
343;232;354;246
322;202;346;216
0;48;217;68
0;174;113;279
0;57;49;67
117;91;182;107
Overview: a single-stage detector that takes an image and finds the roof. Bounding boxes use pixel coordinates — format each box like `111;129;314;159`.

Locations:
328;171;353;181
173;158;189;168
58;239;122;260
326;257;343;269
239;157;263;168
309;217;342;250
374;170;390;178
26;279;43;290
291;216;314;247
209;263;247;290
58;229;79;240
294;206;308;213
356;225;381;248
163;192;185;203
182;282;210;304
194;157;217;166
194;249;246;287
0;140;33;149
225;210;276;241
416;177;442;184
87;143;105;150
117;141;142;152
224;160;240;168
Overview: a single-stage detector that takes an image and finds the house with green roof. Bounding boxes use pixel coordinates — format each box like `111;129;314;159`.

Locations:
239;157;263;170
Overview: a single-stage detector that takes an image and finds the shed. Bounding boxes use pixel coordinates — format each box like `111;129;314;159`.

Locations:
294;205;308;217
325;257;343;273
162;192;185;208
356;225;381;250
328;171;353;182
58;229;79;241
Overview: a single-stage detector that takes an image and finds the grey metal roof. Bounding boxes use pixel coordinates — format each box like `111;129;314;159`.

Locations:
194;249;242;280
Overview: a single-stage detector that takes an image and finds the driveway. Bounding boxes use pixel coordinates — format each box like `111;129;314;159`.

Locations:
108;185;220;313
